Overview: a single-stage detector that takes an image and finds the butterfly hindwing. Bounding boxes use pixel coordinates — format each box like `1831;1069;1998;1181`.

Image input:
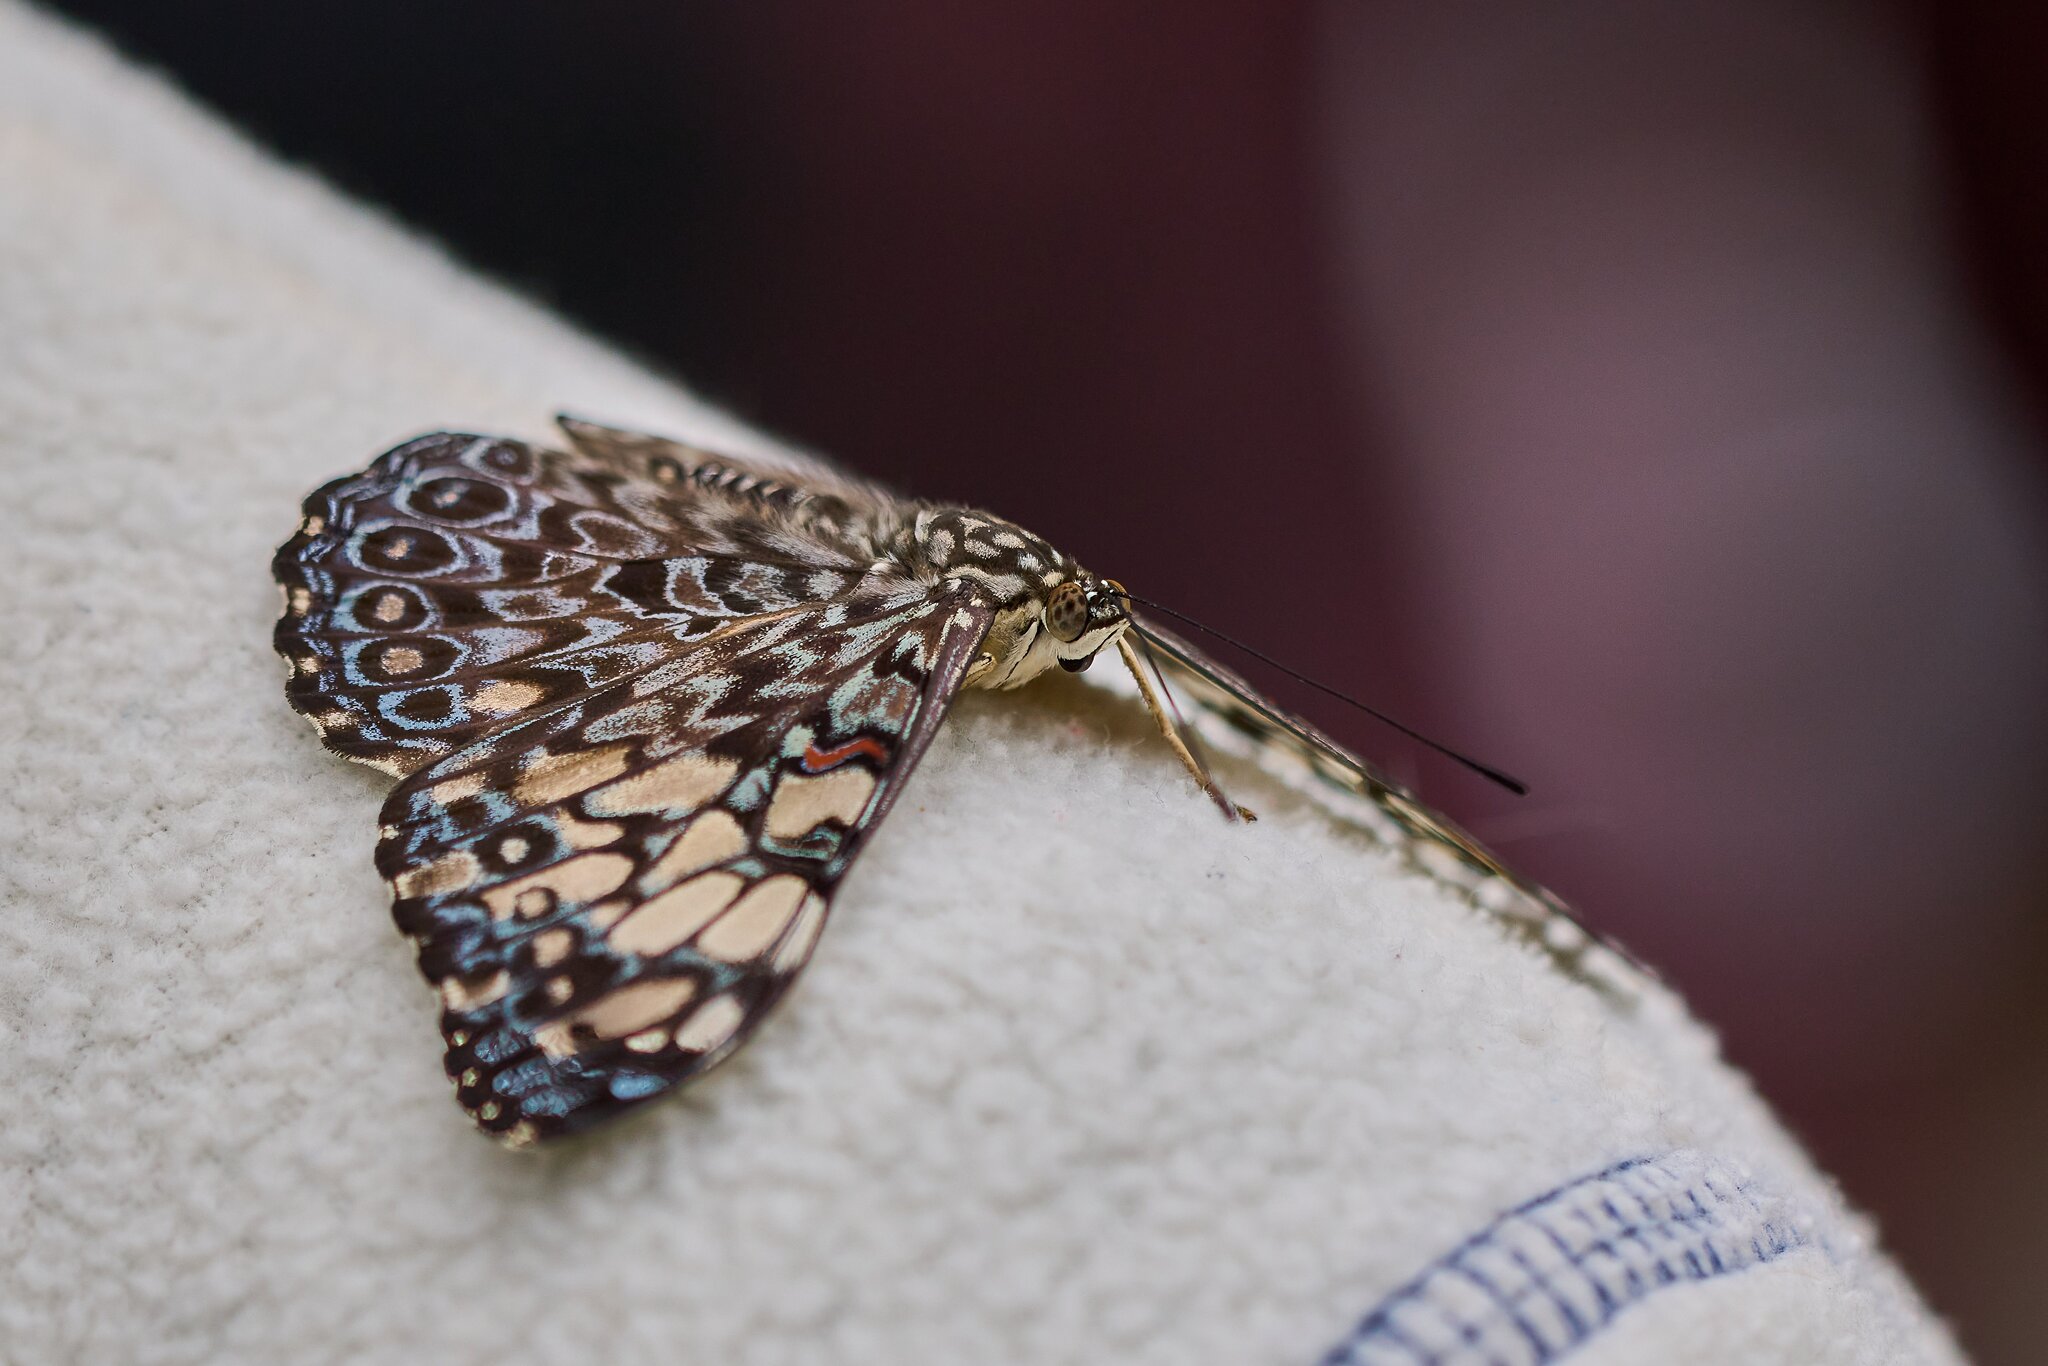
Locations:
383;589;991;1143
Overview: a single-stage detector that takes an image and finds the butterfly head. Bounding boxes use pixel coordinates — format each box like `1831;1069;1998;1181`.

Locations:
911;509;1130;689
967;572;1128;690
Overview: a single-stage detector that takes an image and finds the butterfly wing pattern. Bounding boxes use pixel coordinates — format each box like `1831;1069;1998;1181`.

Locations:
276;424;993;1144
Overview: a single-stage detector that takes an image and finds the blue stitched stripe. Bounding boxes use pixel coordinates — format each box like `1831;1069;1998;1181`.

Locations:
1317;1151;1813;1366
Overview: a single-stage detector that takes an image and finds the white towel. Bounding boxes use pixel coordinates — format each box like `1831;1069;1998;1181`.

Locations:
0;7;1960;1363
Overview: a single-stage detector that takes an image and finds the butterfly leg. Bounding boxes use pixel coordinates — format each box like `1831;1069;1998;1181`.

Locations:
1115;635;1254;822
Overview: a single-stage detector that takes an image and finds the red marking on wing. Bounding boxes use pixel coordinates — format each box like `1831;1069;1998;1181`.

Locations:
801;736;892;773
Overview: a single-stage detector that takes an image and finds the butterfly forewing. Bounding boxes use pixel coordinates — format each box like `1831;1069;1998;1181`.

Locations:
273;432;887;778
276;426;993;1142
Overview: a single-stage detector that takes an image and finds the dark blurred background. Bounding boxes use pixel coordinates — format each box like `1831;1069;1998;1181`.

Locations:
51;2;2048;1358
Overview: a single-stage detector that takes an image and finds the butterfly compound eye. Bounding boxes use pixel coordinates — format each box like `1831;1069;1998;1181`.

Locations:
1045;581;1089;642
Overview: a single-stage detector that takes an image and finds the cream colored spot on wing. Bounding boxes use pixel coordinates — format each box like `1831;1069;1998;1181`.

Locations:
646;810;747;884
696;875;808;963
382;645;425;675
481;851;635;919
430;772;486;805
763;768;876;841
370;590;405;623
296;656;319;675
535;977;698;1058
394;850;480;900
440;969;508;1011
555;810;623;851
586;753;739;817
498;835;530;864
473;679;545;715
674;994;747;1054
287;586;312;615
770;894;829;974
580;978;697;1037
624;1028;669;1053
514;744;633;807
301;514;325;535
544;976;574;1005
530;927;574;968
608;871;744;957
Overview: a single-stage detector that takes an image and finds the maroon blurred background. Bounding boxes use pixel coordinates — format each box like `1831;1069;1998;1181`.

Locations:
55;3;2048;1358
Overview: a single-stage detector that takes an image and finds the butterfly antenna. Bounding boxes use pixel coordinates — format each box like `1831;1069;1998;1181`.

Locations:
1117;592;1528;796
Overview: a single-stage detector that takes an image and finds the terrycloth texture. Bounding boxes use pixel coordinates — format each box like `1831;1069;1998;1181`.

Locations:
0;8;1960;1364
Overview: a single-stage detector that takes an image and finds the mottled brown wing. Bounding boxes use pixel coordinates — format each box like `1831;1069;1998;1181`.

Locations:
275;430;994;1143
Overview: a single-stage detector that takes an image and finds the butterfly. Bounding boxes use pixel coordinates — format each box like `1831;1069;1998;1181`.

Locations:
275;418;1632;1146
